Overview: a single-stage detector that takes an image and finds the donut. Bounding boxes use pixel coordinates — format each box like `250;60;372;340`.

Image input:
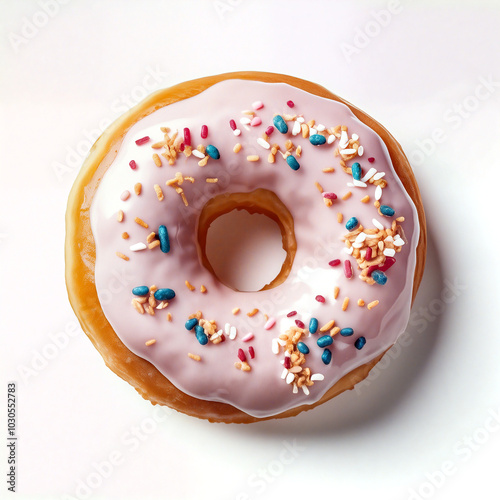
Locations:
66;72;426;423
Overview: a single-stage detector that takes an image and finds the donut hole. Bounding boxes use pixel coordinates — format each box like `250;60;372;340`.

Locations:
198;189;296;292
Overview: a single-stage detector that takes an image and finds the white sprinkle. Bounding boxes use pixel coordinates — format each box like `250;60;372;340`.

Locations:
229;326;237;340
365;233;380;239
302;385;310;396
352;242;363;249
293;384;298;394
353;179;367;188
224;323;230;334
311;373;325;381
292;121;301;136
384;235;394;243
354;232;367;244
252;100;263;110
286;372;295;385
296;116;305;123
156;301;168;310
272;338;280;354
347;182;354;187
373;172;386;180
357;145;364;156
130;242;147;252
339;130;349;148
211;330;223;341
277;338;287;347
327;134;336;144
383;248;396;257
310;128;317;135
340;148;356;155
257;137;270;149
344;246;354;255
372;218;384;230
375;185;383;200
281;367;288;379
393;238;405;247
242;333;254;342
191;149;205;159
264;317;276;330
284;351;291;358
240;117;251;125
352;133;359;140
316;124;326;132
361;167;377;182
233;129;241;136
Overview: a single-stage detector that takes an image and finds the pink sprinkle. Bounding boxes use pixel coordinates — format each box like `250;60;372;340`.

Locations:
315;295;326;303
201;125;208;138
284;356;291;369
264;317;276;330
229;119;237;131
135;136;150;145
322;192;337;200
252;100;264;110
295;319;305;329
242;333;254;342
120;190;130;201
265;126;274;136
286;311;297;317
183;127;191;146
344;260;353;279
129;160;137;170
179;142;185;152
249;346;255;359
365;247;372;261
237;348;246;362
287;100;295;108
379;256;396;272
366;265;379;277
328;259;341;267
368;157;375;163
250;116;262;127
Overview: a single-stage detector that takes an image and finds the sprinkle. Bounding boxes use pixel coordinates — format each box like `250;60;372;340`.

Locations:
283;357;291;370
286;100;295;108
129;160;137;170
158;225;170;253
154;288;175;301
345;217;359;231
264;317;276;330
134;217;148;228
183;127;191;147
116;252;129;261
152;153;162;167
273;115;288;134
271;338;280;354
360;195;370;204
135;136;149;145
342;297;349;311
167;312;172;321
368;157;375;163
309;318;319;334
229;326;237;340
251;116;262;127
206;145;220;160
357;146;364;156
185;318;198;330
317;335;333;348
361;167;377;183
240;117;251;126
384;248;396;257
340;148;356;155
229;119;237;130
340;327;354;337
247;308;259;317
380;205;395;217
373;172;386;181
393;238;405;247
238;348;247;362
230;144;241;156
257;137;271;149
358;299;365;307
191;149;205;159
344;260;353;279
200;285;207;293
367;300;379;310
232;307;240;315
285;372;295;385
132;286;149;296
322;348;332;365
291;121;301;136
234;129;241;136
263;126;274;137
351;162;362;180
148;240;160;250
311;373;324;381
342;191;352;201
286;155;300;170
337;212;343;223
131;299;144;314
117;210;124;222
302;385;310;395
297;342;309;354
322;192;337;200
188;353;201;361
146;232;156;243
120;190;130;201
355;337;366;350
334;286;340;299
379;257;396;272
122;232;129;239
315;295;325;303
375;185;383;201
249;346;255;359
328;259;341;268
372;218;384;230
242;333;254;342
287;311;297;317
365;247;372;261
293;319;304;329
309;134;326;146
195;326;208;345
145;339;156;346
372;270;388;285
185;280;195;291
247;155;260;162
320;320;335;332
201;125;208;138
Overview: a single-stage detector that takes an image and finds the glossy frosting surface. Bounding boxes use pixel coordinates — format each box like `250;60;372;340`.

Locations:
90;80;419;418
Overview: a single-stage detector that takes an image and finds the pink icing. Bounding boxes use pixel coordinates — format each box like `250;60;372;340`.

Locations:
90;80;419;418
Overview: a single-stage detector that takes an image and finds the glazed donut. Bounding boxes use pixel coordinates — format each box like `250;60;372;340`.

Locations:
66;72;426;423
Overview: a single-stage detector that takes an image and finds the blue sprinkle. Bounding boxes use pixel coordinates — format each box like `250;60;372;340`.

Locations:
340;327;354;337
205;145;220;159
317;335;333;348
372;270;388;285
322;348;332;365
345;217;359;231
185;318;198;331
297;342;309;354
158;225;170;253
309;134;326;146
154;288;176;301
351;162;362;180
195;325;208;345
273;115;288;134
132;286;149;296
309;318;318;334
380;205;395;217
286;155;300;171
355;336;366;350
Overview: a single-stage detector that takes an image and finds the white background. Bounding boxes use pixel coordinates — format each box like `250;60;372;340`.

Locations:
1;1;500;499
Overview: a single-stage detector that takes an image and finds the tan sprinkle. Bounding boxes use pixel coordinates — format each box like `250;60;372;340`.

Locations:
152;153;162;167
330;326;341;337
134;217;149;228
233;143;242;153
148;240;160;250
357;299;365;307
145;339;156;346
121;232;129;239
232;307;240;315
154;184;164;201
342;191;352;201
361;195;370;203
247;308;259;317
247;155;260;162
200;285;207;293
151;141;165;149
205;178;218;183
188;353;201;362
367;300;380;310
116;252;129;261
334;286;340;299
146;232;156;243
131;299;144;314
342;297;350;311
320;320;335;332
322;167;335;173
337;213;343;224
374;200;381;208
315;182;324;193
166;312;172;322
268;152;275;163
134;183;142;195
185;280;195;291
396;216;405;222
198;156;209;167
117;210;124;222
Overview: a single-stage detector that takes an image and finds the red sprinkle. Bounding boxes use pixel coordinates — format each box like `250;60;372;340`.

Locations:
135;136;150;145
366;265;379;276
201;125;208;139
183;127;191;146
265;126;274;136
344;260;353;279
368;157;375;163
287;100;295;108
249;346;255;359
287;311;297;317
179;142;185;152
379;256;396;272
129;160;137;170
220;334;226;343
329;259;341;267
295;319;305;329
365;247;372;261
237;348;246;362
322;192;337;200
284;356;291;369
315;295;326;303
229;119;237;131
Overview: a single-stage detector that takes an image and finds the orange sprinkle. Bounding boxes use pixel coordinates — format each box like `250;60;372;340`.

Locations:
342;297;349;311
148;240;160;250
134;217;149;228
166;312;172;322
232;307;240;315
121;232;129;239
146;232;156;243
315;182;324;193
342;191;352;201
116;252;129;261
247;308;259;317
361;195;370;203
205;178;218;183
334;286;340;299
247;155;260;162
367;300;380;310
145;339;156;346
152;153;162;167
374;200;381;208
322;167;335;173
188;353;201;361
233;143;242;153
320;320;335;332
154;184;164;201
330;326;340;337
185;280;195;291
396;216;405;222
337;213;343;224
200;285;207;293
134;183;142;195
357;299;365;307
117;210;124;222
